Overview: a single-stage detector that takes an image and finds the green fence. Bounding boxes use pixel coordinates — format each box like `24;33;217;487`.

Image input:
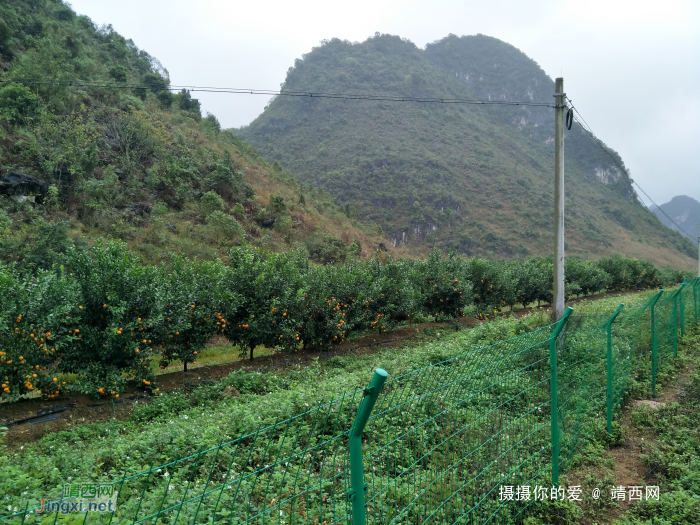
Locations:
3;279;700;525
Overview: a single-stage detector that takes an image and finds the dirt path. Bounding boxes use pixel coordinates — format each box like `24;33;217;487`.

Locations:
577;354;695;524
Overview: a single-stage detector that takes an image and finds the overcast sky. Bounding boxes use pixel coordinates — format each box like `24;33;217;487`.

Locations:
68;0;700;205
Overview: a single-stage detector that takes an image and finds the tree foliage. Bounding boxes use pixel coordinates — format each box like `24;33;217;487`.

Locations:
0;240;690;402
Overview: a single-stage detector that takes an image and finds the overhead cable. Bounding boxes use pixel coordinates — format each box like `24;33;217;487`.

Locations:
0;78;557;107
567;99;696;267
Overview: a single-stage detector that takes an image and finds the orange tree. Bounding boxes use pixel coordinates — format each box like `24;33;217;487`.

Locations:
223;245;307;359
386;258;422;326
0;265;78;402
417;250;472;319
295;262;360;350
156;256;236;372
565;258;611;299
466;258;508;319
513;257;553;309
597;256;660;291
64;242;165;397
349;256;416;335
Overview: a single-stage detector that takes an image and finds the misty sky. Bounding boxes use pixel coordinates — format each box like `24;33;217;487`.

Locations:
68;0;700;206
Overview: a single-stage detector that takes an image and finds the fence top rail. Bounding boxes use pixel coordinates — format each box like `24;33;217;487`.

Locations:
381;319;560;389
659;281;688;304
606;303;625;325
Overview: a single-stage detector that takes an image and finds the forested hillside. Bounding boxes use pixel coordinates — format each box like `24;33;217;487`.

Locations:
0;0;386;270
237;33;696;268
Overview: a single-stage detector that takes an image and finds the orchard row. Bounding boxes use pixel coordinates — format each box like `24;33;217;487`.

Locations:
0;241;690;401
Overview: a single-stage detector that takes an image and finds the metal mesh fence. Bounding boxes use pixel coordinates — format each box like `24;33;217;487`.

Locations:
363;322;556;524
2;280;699;525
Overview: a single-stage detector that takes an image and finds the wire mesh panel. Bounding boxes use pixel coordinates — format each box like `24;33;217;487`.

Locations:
610;297;656;407
360;322;558;525
657;290;679;362
681;278;700;327
3;392;362;525
555;314;608;472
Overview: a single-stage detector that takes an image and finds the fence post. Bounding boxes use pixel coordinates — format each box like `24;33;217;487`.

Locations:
550;306;573;485
693;277;700;324
650;290;664;398
693;277;700;323
348;368;387;525
606;304;624;434
680;279;687;339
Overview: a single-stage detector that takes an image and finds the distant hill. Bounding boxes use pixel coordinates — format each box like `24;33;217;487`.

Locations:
0;0;387;270
652;195;700;245
237;34;696;268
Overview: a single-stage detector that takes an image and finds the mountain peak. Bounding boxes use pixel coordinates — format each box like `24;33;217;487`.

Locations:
237;33;695;266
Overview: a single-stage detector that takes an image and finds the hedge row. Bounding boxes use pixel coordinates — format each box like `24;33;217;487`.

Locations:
0;241;691;402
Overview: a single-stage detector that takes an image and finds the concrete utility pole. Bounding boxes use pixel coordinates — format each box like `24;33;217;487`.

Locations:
552;78;566;320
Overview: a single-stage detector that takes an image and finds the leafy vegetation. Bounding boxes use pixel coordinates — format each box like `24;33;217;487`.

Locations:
0;302;560;519
1;288;691;524
0;240;691;402
0;0;386;270
519;307;700;525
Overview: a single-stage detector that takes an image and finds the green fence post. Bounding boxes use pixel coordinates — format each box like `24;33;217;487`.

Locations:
606;304;624;434
550;306;573;485
674;298;679;357
650;290;664;398
680;279;687;339
693;277;700;324
348;368;388;525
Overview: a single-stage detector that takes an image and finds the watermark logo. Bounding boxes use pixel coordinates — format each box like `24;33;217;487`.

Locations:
37;484;118;514
499;484;660;502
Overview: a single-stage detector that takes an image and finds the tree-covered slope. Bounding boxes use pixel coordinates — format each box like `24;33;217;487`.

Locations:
0;0;386;271
237;34;696;268
652;195;700;245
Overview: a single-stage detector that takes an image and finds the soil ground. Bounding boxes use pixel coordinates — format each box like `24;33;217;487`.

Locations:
563;339;696;524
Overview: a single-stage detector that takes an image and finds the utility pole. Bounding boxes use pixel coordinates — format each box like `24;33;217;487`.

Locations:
553;78;566;320
698;237;699;277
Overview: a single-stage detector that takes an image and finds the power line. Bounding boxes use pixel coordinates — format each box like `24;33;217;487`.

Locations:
567;99;696;268
4;78;692;262
0;78;557;108
569;103;694;239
